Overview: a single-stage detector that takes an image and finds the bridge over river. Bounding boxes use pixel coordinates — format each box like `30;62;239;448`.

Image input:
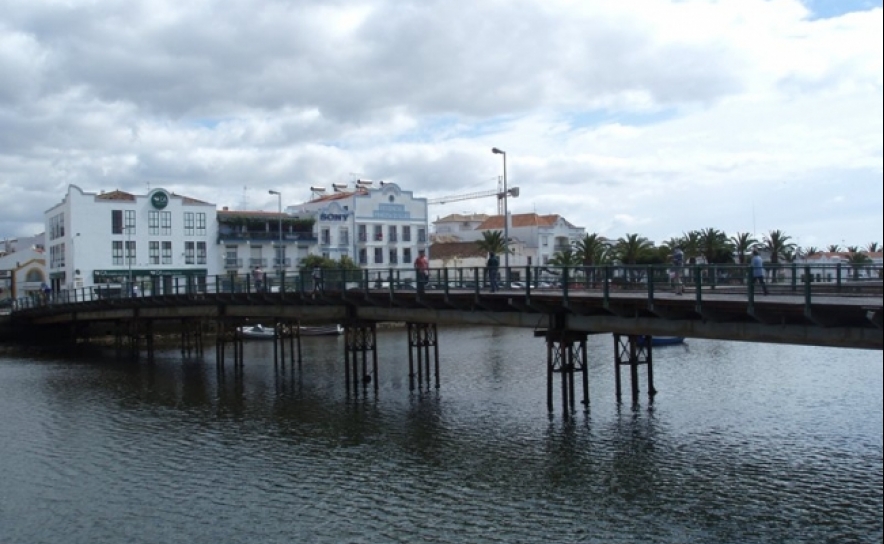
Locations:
3;265;881;410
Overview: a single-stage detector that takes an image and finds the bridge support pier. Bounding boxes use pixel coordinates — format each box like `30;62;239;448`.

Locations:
215;319;244;370
273;319;301;371
407;322;439;390
180;319;203;358
544;329;589;414
613;333;656;403
344;323;378;394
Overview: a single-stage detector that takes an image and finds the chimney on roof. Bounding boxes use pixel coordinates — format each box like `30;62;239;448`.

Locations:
223;206;229;211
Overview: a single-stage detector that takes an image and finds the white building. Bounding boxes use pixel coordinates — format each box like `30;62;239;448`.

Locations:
431;212;585;267
291;181;429;276
216;208;316;278
45;185;219;293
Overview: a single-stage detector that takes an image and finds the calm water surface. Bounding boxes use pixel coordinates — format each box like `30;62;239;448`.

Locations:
0;327;881;544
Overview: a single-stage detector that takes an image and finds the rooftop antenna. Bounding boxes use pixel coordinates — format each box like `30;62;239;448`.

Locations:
241;186;249;210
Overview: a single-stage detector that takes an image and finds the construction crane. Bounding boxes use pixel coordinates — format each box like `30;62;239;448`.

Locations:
427;183;520;215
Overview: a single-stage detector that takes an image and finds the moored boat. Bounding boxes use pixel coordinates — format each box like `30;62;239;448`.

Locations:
237;324;276;339
298;324;343;336
638;336;685;347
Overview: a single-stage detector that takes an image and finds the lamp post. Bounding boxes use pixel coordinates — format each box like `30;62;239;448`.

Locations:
125;225;133;295
269;190;283;276
491;147;509;281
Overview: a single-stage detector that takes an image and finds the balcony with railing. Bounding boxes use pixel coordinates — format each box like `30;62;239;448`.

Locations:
224;258;243;269
249;258;268;268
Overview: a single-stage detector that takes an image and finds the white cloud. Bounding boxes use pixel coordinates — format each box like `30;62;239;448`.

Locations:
0;0;881;247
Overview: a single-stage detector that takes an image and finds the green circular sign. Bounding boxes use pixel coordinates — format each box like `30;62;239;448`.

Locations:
150;190;170;210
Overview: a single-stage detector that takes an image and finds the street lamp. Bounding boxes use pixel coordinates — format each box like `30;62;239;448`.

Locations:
491;147;509;281
268;190;283;275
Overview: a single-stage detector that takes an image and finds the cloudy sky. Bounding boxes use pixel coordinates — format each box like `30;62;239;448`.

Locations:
2;0;881;249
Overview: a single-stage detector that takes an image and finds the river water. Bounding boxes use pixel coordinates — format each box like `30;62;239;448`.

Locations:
0;327;881;544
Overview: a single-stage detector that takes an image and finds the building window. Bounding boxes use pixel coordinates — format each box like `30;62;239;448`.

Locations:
197;242;207;265
358;224;367;242
184;242;195;265
402;226;411;242
225;246;239;269
403;248;412;264
541;236;548;247
388;225;397;242
161;212;172;236
162;241;172;264
184;212;195;236
112;210;123;234
321;228;331;245
374;247;383;264
126;240;136;266
49;213;65;240
196;213;206;236
373;225;383;242
388;248;398;264
339;227;349;246
149;241;160;265
417;228;426;243
125;210;135;232
359;248;367;265
112;241;123;265
149;211;160;235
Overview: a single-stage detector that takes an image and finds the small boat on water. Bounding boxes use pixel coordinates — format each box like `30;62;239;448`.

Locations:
237;323;343;339
298;324;343;336
639;336;685;347
238;324;276;339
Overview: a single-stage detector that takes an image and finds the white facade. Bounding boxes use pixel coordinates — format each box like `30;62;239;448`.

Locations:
291;182;429;274
431;212;585;267
45;185;219;292
216;209;315;278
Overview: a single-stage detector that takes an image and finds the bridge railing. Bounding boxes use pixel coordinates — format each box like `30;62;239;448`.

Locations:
8;262;882;313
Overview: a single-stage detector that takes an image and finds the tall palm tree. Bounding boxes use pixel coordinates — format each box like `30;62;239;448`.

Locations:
846;251;872;280
803;246;820;257
613;233;655;283
574;233;609;266
730;232;757;265
613;233;655;264
698;227;734;264
762;230;795;265
867;242;881;253
574;233;609;286
548;248;582;267
476;230;507;256
680;231;702;262
826;244;841;253
846;245;861;253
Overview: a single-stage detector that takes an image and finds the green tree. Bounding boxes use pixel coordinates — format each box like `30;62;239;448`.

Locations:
827;244;841;253
867;242;881;253
574;233;609;286
730;232;758;265
613;233;655;283
680;231;702;262
476;230;508;256
548;248;582;267
762;230;795;265
698;227;734;264
803;246;820;257
846;250;873;280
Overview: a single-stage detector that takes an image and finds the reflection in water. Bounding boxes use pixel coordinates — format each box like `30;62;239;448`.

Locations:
0;330;881;544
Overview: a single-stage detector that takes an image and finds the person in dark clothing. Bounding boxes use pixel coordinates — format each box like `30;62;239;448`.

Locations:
487;252;500;292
